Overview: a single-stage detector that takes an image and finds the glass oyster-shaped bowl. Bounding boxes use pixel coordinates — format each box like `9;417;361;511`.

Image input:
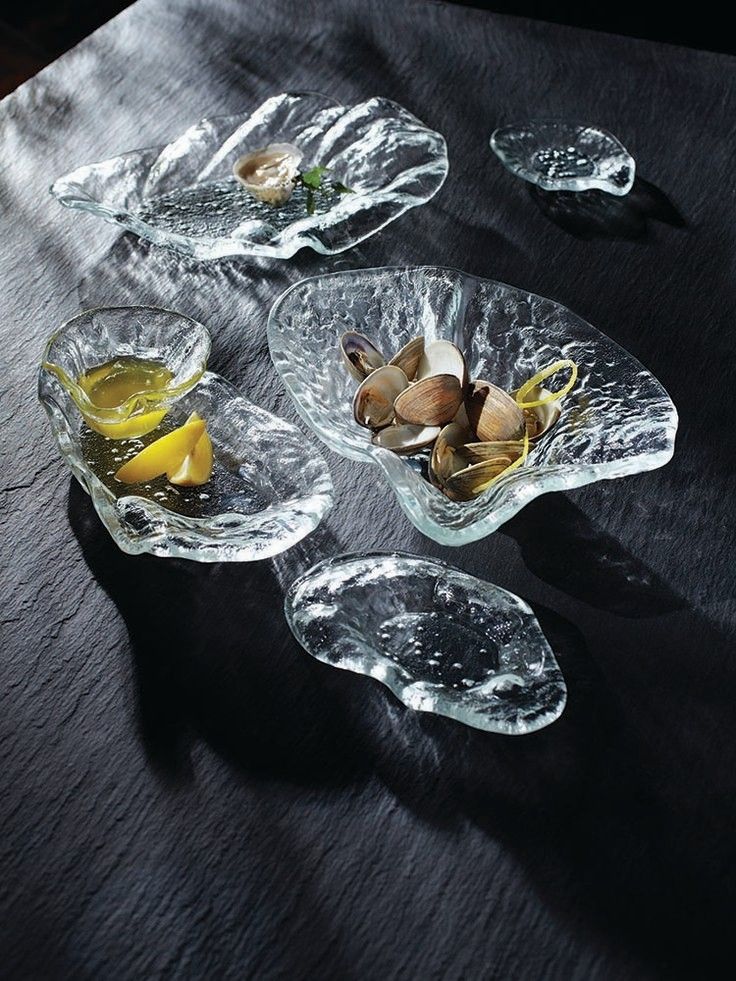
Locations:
268;266;678;546
285;552;566;734
50;92;449;260
38;366;334;562
491;121;635;195
41;306;211;439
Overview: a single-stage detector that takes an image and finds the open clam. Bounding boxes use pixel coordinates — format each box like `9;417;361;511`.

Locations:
338;327;574;505
445;448;525;502
372;424;441;454
428;422;468;490
430;423;526;502
389;336;425;380
465;380;525;443
341;331;385;382
417;340;468;387
394;373;464;427
233;142;303;206
389;337;424;381
517;385;561;441
353;365;409;429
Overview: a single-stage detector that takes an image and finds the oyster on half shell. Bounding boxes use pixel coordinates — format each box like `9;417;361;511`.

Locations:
233;142;303;206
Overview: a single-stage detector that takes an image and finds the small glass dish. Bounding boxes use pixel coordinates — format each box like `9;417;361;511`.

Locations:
285;551;566;735
41;306;211;439
38;367;334;562
50;92;449;260
268;265;678;546
491;121;635;196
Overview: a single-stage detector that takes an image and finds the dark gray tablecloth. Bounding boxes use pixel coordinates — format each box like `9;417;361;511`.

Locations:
2;1;734;977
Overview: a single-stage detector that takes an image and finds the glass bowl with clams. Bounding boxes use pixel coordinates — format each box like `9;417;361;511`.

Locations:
267;266;678;546
50;92;449;260
39;306;334;561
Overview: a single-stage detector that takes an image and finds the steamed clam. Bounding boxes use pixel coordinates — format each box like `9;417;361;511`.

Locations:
233;143;303;206
339;330;577;501
353;365;408;428
417;340;467;387
341;332;385;382
430;423;527;502
372;424;440;454
394;373;463;426
389;336;425;379
517;385;561;441
465;380;526;442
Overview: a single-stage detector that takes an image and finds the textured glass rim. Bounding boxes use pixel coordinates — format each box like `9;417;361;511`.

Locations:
284;549;567;735
285;548;536;613
41;304;211;424
490;119;635;196
49;92;450;260
267;265;678;545
37;369;334;561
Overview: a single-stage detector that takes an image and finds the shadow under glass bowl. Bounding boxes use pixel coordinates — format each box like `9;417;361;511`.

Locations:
50;92;449;260
491;121;635;196
267;265;678;546
41;305;211;438
38;367;335;562
285;551;566;735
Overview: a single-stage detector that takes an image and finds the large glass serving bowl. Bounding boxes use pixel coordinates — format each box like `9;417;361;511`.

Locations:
50;92;448;260
268;266;678;546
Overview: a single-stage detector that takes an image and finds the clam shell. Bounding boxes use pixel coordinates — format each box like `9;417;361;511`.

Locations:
372;423;441;454
389;336;425;381
444;458;515;501
394;374;464;427
465;379;525;442
233;142;303;206
458;440;522;466
341;331;385;382
429;422;472;486
516;385;561;441
453;401;470;429
417;340;468;387
353;364;409;429
430;423;526;501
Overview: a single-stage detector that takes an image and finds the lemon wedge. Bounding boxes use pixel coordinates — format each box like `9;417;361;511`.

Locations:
115;416;206;484
168;414;214;486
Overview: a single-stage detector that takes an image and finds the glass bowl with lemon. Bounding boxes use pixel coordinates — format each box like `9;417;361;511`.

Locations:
40;306;211;440
38;306;334;560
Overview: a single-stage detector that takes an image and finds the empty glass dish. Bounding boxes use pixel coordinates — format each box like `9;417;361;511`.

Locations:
38;366;334;562
285;551;566;735
50;92;449;260
491;121;635;195
267;265;678;546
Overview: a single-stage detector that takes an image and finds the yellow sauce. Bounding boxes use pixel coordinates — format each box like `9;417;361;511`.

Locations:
78;356;174;438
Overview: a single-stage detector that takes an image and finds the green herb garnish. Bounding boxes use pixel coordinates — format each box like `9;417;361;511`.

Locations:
294;166;354;216
301;166;329;189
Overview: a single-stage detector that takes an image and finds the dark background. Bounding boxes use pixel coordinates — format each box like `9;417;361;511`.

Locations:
1;0;735;98
2;0;735;976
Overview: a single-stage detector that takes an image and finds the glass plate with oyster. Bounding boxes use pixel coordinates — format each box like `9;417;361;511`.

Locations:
50;92;448;260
